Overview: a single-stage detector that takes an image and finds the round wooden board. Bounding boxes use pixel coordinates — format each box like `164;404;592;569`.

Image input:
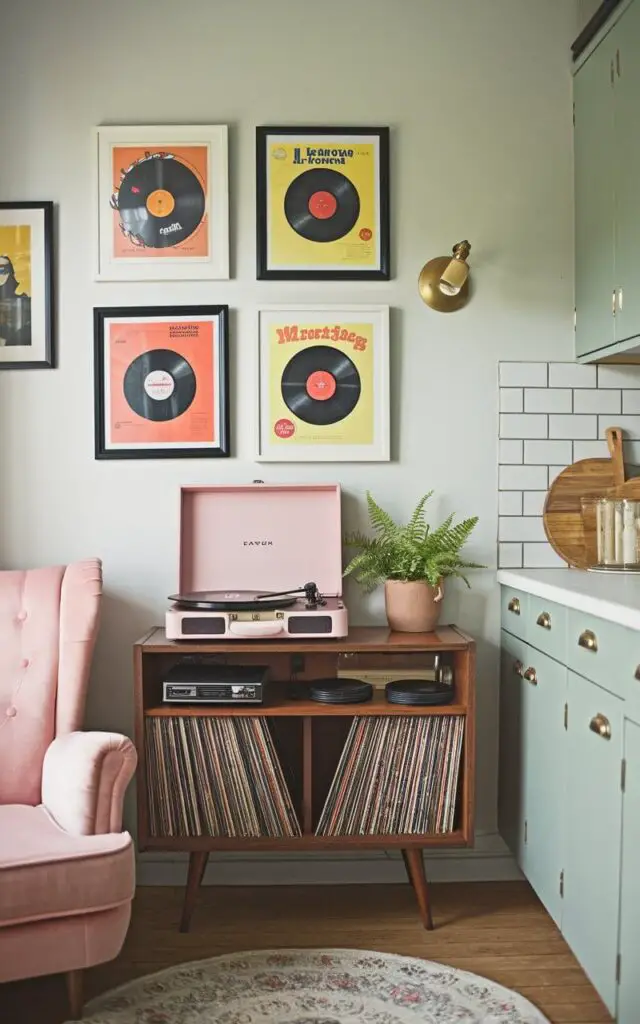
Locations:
543;459;618;568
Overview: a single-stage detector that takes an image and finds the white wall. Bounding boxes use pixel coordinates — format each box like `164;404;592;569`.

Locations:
0;0;576;860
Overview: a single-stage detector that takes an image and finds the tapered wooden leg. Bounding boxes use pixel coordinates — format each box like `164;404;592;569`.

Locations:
402;848;434;930
180;851;209;932
65;969;83;1019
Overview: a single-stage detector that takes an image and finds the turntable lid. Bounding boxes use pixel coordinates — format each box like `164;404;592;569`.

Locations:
178;484;343;597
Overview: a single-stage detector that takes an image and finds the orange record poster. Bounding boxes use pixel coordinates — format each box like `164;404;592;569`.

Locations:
258;305;389;462
94;306;229;459
95;125;229;281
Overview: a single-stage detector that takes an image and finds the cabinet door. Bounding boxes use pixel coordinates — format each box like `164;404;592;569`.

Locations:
574;34;616;357
498;630;527;861
612;0;640;345
519;649;566;927
563;671;623;1016
499;635;566;926
617;718;640;1024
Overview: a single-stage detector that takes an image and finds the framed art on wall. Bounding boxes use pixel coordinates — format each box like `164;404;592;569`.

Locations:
94;305;229;459
256;126;390;280
257;304;390;462
94;125;229;280
0;201;54;369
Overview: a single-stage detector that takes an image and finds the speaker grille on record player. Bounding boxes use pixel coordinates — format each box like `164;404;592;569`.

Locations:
288;615;333;634
181;617;226;635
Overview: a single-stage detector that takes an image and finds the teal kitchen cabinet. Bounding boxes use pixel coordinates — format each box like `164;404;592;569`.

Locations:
562;672;623;1017
574;0;640;360
498;632;566;926
498;630;527;862
499;583;639;1019
617;719;640;1023
574;26;616;359
611;0;640;347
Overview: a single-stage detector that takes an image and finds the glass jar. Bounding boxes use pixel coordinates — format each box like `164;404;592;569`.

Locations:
584;497;640;568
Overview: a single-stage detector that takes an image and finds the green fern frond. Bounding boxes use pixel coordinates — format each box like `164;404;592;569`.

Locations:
366;491;398;537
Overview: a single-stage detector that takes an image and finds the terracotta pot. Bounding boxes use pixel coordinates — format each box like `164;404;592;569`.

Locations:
384;579;444;633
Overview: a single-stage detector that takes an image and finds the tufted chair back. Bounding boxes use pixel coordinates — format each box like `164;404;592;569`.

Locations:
0;559;102;805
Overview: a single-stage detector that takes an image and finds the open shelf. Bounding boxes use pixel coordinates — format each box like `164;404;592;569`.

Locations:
144;687;467;718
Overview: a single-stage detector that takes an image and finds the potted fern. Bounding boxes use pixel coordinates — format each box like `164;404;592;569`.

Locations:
343;491;483;632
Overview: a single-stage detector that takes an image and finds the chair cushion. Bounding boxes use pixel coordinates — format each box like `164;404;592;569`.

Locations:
0;805;134;927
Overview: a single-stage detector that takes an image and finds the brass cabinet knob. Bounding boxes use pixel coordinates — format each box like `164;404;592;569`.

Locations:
513;660;524;677
536;611;552;630
589;713;611;739
523;667;538;685
507;597;521;615
635;665;640;682
578;629;598;652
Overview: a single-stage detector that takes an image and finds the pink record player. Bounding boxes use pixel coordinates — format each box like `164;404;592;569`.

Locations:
165;483;349;640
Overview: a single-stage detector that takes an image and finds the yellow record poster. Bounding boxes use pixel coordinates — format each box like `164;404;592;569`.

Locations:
257;127;389;280
258;305;390;462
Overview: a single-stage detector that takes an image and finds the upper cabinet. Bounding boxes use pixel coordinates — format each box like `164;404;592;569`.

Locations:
574;0;640;361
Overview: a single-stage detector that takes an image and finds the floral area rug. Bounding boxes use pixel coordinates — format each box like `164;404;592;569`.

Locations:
76;948;550;1023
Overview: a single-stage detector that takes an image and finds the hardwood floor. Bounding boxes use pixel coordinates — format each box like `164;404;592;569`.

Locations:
0;881;611;1023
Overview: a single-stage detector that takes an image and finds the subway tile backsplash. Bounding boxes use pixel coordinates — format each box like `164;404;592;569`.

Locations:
498;361;640;569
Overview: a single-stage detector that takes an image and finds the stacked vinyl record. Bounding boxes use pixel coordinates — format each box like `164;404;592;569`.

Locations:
385;680;454;706
309;679;373;704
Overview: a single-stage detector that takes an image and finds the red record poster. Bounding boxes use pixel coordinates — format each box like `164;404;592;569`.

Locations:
94;305;229;459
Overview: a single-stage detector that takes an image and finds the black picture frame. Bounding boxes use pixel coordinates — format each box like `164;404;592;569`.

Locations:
93;304;230;460
0;201;54;369
256;126;390;281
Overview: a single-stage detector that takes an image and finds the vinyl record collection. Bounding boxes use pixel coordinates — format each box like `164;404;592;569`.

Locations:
316;715;465;837
145;716;301;838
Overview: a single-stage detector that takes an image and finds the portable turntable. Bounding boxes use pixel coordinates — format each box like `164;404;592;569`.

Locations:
165;483;349;640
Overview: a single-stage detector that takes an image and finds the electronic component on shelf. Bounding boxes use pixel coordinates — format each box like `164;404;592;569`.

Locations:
162;662;269;704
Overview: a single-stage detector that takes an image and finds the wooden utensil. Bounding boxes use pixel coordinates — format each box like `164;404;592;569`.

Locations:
543;426;624;568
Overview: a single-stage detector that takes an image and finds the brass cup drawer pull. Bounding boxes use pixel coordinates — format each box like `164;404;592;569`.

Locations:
578;629;598;652
513;660;524;677
536;611;552;630
589;713;611;740
508;597;521;615
523;667;538;685
635;665;640;682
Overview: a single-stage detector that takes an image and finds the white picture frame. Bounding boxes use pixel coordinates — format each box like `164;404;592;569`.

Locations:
94;124;229;281
257;304;390;462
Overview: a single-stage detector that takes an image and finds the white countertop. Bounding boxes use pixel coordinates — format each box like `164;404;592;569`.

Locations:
497;569;640;631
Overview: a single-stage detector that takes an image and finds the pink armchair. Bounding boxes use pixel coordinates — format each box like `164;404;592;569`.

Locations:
0;560;136;1019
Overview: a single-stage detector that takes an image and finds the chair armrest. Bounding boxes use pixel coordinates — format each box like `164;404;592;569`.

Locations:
42;731;137;836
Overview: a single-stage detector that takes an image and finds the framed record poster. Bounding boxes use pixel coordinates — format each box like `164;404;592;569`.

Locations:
256;126;390;280
257;304;390;462
94;125;229;280
94;305;229;459
0;201;54;369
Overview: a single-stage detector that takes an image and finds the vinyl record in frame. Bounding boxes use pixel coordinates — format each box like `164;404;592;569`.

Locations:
257;126;390;281
94;304;230;459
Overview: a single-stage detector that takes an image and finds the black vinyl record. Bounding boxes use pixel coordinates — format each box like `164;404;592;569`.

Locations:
281;345;361;426
116;155;205;248
385;680;454;706
168;590;299;611
123;349;196;422
284;167;360;243
309;679;373;704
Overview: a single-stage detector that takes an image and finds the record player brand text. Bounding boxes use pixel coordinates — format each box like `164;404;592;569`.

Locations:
275;324;367;351
292;147;354;165
242;540;274;546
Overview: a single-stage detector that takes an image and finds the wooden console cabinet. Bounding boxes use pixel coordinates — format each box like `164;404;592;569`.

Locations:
133;625;475;932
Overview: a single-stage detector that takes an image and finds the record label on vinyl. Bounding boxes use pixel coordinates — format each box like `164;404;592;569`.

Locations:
265;318;374;446
111;145;209;260
266;135;380;271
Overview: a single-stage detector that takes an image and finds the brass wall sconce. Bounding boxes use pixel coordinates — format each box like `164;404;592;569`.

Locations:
419;240;472;312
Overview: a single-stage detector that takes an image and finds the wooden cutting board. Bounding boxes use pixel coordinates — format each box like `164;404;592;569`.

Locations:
543;426;624;568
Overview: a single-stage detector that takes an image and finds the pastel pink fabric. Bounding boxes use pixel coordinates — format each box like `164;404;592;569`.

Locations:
0;559;137;986
0;805;133;927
